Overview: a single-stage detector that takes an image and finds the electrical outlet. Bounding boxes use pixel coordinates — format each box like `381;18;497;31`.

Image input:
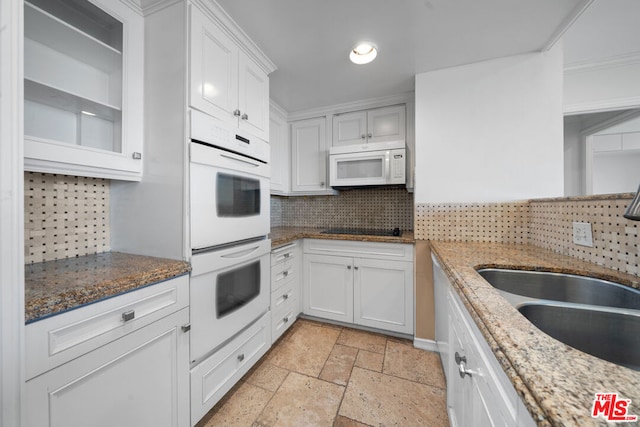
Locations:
573;222;593;247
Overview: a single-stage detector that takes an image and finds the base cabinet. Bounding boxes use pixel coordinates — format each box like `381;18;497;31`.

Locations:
25;308;190;427
271;242;301;342
432;253;536;427
303;239;414;334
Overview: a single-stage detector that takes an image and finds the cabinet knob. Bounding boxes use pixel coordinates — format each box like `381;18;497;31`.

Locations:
320;182;325;187
283;270;289;277
283;316;289;323
284;253;290;259
122;310;135;322
283;293;289;300
233;109;241;117
361;134;366;139
241;113;249;120
347;265;352;270
455;351;472;378
132;152;142;160
367;133;372;138
181;324;191;333
354;266;359;270
237;353;245;362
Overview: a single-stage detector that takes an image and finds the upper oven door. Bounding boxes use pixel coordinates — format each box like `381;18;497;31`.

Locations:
190;142;270;250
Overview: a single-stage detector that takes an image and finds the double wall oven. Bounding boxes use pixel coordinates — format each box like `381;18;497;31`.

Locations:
189;110;270;364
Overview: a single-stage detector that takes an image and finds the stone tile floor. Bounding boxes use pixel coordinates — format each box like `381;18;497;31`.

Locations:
195;319;449;427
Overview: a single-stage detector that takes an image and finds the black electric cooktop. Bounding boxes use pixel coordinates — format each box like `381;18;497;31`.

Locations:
320;228;401;237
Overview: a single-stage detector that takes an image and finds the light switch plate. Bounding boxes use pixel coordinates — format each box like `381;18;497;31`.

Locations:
573;222;593;247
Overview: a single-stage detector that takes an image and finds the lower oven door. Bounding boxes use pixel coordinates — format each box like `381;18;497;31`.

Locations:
190;238;271;364
190;142;270;250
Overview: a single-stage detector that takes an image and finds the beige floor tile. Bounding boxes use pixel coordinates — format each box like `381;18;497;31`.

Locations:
196;381;273;427
269;321;341;377
319;344;358;386
254;372;345;427
354;350;384;372
244;361;290;392
336;328;387;354
339;367;449;426
383;340;446;389
333;415;372;427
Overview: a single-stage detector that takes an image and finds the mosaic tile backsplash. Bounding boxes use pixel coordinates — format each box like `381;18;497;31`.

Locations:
415;194;639;276
272;187;414;231
24;172;110;264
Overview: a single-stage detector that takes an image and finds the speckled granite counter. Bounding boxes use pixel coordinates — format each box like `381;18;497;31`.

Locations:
25;252;191;323
270;226;415;248
429;241;640;427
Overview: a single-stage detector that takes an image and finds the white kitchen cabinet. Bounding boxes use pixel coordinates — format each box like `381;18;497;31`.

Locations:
24;277;190;427
270;102;290;194
271;242;301;342
190;311;271;426
432;253;536;427
303;253;354;323
291;117;333;194
23;0;144;181
303;239;414;334
354;257;413;333
332;105;406;147
190;4;269;141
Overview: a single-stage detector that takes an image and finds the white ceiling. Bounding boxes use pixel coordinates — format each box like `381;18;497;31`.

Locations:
216;0;593;113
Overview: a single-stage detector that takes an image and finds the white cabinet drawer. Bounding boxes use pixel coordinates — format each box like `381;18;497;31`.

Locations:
26;275;189;380
271;280;297;312
271;258;296;292
271;242;297;265
272;298;297;343
304;238;413;262
190;311;271;425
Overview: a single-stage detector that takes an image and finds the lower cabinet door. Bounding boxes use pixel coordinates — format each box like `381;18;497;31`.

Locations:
303;254;354;323
353;258;414;334
24;308;190;427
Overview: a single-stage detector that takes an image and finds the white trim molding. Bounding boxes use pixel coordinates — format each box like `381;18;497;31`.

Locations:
1;0;25;425
413;337;439;352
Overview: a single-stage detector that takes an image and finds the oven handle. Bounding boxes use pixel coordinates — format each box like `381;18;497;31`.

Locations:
220;152;261;168
221;245;261;259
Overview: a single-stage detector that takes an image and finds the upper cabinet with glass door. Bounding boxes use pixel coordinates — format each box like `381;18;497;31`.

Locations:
23;0;143;180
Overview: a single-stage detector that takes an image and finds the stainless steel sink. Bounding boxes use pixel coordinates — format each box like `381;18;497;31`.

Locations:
518;302;640;371
477;268;640;310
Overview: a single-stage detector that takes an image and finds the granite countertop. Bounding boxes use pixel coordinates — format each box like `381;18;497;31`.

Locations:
270;226;415;248
429;241;640;427
25;252;191;323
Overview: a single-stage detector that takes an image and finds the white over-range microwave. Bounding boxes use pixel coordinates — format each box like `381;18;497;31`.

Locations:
329;140;406;187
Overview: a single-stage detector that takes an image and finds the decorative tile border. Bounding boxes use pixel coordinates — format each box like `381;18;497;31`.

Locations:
24;172;110;264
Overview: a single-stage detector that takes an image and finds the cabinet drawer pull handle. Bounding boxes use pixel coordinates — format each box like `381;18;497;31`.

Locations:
455;352;472;378
122;310;135;322
237;353;245;362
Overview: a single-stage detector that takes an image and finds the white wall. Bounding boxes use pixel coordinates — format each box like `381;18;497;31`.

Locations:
414;47;564;203
563;118;584;196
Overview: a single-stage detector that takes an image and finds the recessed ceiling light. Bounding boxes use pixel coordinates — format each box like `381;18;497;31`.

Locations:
349;42;378;65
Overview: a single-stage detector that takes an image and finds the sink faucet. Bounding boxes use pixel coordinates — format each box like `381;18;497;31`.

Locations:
624;184;640;220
